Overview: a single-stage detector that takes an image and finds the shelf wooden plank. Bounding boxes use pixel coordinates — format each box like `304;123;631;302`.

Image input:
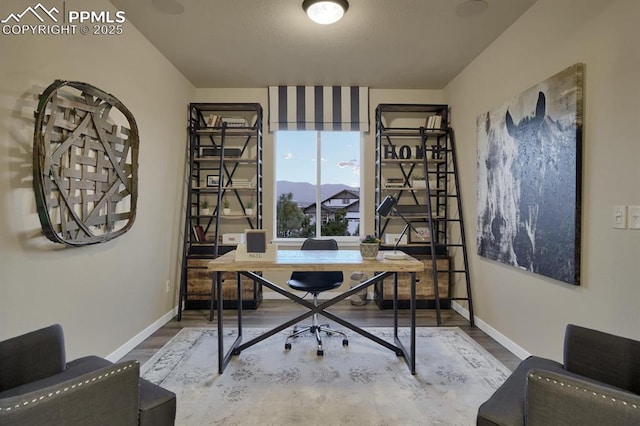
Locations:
378;128;447;137
219;214;256;219
381;186;446;191
381;158;445;164
194;156;257;163
195;128;258;136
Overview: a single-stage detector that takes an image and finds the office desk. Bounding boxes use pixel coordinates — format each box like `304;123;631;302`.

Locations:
206;249;424;374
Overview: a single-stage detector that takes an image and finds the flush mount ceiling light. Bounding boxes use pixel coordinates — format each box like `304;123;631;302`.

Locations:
302;0;349;25
456;0;488;18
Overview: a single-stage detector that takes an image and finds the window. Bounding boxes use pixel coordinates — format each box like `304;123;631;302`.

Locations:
275;131;362;239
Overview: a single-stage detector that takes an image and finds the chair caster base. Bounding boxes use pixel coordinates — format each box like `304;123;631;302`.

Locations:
342;339;349;346
317;349;324;356
284;342;292;350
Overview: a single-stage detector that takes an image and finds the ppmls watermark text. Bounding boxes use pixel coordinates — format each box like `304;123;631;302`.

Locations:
2;3;126;36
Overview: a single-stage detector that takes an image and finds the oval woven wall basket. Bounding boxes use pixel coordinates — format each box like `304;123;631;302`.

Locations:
33;80;139;246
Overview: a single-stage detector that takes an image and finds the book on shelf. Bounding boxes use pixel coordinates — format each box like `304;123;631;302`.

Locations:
199;147;242;158
205;115;219;127
384;177;405;188
192;225;206;242
425;114;442;129
434;114;442;129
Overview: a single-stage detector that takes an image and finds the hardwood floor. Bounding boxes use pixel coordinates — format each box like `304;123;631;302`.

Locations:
120;299;521;371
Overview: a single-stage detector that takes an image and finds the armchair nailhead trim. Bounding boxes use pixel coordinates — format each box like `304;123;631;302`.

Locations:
529;373;639;410
0;363;136;413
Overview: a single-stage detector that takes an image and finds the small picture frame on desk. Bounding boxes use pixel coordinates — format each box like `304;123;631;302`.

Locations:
245;229;267;253
234;230;276;261
206;175;219;187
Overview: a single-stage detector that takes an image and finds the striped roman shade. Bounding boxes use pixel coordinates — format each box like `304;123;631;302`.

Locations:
268;86;369;132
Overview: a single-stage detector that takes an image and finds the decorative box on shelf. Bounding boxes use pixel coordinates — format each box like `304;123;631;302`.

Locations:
411;179;427;188
220;116;248;127
229;179;252;188
384;233;407;245
222;233;245;245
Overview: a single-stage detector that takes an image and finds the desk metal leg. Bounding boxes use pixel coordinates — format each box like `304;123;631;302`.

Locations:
392;271;416;374
217;271;243;374
237;272;243;333
393;272;398;339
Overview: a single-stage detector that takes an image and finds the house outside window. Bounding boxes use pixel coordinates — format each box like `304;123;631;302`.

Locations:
275;131;362;240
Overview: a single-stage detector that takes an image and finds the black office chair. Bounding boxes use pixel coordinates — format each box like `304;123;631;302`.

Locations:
284;238;349;356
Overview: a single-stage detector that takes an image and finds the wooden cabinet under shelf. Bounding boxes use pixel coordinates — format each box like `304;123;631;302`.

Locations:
374;254;451;309
186;257;263;309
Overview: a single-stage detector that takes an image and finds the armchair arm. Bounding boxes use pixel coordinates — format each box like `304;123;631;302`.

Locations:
0;361;140;426
0;324;65;392
564;324;640;393
525;369;640;426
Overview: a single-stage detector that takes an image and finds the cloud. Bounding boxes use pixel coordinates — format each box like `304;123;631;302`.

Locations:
283;152;293;160
337;159;357;168
337;159;360;174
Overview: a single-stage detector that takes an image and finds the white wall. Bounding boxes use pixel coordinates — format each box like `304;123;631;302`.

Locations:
0;0;194;358
445;0;640;360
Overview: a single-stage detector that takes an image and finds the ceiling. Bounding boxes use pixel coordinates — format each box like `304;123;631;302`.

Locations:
108;0;537;89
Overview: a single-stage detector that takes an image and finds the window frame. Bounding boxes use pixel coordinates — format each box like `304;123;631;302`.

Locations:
273;130;364;244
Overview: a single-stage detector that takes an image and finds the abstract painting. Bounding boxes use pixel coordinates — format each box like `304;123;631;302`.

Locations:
476;64;584;285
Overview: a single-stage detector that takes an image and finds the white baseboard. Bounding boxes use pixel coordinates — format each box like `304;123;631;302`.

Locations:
107;305;178;362
452;301;530;361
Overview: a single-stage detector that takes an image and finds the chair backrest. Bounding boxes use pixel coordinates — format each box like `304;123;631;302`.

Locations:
0;324;66;392
289;238;343;291
564;324;640;394
300;237;339;251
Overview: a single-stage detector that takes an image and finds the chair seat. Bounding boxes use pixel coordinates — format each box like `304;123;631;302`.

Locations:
285;238;347;356
477;355;564;426
287;278;342;293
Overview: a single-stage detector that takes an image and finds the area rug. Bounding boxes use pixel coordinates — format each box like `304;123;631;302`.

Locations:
141;327;511;426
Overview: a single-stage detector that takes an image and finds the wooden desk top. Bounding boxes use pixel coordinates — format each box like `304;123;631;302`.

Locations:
206;250;424;273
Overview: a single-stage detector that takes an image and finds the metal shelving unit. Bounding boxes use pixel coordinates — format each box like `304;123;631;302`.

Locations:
178;103;263;320
374;104;474;326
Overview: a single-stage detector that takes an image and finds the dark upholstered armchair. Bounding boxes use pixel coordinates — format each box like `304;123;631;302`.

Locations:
477;324;640;425
0;324;176;426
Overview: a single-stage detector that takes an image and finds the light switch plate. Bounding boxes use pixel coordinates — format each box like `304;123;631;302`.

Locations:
613;205;627;229
628;206;640;229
